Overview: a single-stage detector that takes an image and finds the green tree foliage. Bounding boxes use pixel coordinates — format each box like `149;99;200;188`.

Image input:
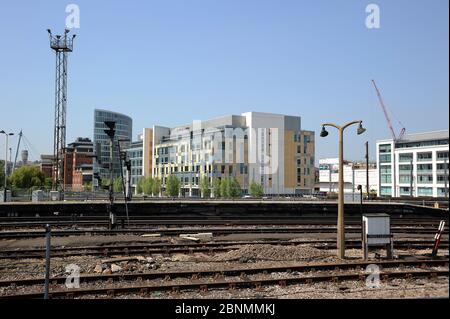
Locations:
212;178;221;198
101;178;110;189
249;181;264;198
44;177;53;190
113;177;123;192
83;182;92;191
136;177;145;194
152;178;161;196
218;177;241;198
9;166;45;189
166;175;180;197
229;177;242;198
199;177;211;198
220;177;230;198
143;177;154;195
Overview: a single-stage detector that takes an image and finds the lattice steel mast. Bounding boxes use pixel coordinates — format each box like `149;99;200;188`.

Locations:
47;29;76;191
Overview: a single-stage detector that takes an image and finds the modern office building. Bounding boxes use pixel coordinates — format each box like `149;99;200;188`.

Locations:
124;128;153;192
63;137;94;191
318;158;378;195
126;139;143;188
376;130;449;198
152;112;315;196
93;109;132;181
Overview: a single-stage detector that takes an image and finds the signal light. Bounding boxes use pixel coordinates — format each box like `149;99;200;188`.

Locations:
104;121;116;139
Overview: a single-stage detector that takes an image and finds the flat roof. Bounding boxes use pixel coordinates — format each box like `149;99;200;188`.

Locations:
377;129;449;143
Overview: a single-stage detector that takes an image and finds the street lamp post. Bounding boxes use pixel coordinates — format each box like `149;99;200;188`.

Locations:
1;130;14;202
320;121;366;259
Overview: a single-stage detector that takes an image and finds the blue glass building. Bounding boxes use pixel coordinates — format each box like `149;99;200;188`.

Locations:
93;109;132;180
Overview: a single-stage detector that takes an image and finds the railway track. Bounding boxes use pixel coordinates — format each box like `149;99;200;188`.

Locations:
0;225;447;240
0;239;447;260
0;216;447;228
0;259;447;299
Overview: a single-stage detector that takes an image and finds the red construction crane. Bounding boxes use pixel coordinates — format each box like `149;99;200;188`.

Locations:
371;79;406;141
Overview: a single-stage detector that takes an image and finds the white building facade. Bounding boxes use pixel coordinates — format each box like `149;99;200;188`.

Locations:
318;158;378;195
376;130;449;198
152;112;316;196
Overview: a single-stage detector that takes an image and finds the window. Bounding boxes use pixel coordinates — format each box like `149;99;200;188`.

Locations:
380;166;391;174
417;164;433;172
399;153;413;162
399;175;411;183
380;174;392;183
437;175;449;184
380;186;392;196
418;187;433;196
379;154;391;163
380;165;391;184
379;144;391;153
400;187;411;195
396;139;449;149
437;163;449;171
438;188;448;197
303;134;310;144
417;152;432;161
437;151;449;160
417;175;433;184
399;164;412;172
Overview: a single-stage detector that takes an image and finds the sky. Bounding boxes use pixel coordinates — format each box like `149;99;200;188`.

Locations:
0;0;448;163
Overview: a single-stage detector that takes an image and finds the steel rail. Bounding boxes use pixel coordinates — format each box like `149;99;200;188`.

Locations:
0;264;447;299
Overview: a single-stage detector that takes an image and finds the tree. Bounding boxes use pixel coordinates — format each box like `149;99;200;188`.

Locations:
229;177;242;198
166;175;180;197
83;182;92;191
142;177;154;195
249;181;264;198
212;178;221;198
44;177;53;190
199;177;211;198
152;178;161;196
220;177;230;198
101;178;111;190
9;166;45;189
136;177;145;194
113;177;123;192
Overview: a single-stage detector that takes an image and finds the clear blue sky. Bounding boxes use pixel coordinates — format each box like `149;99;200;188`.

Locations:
0;0;448;163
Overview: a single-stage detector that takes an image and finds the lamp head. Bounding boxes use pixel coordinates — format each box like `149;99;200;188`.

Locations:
357;122;366;135
320;126;329;137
